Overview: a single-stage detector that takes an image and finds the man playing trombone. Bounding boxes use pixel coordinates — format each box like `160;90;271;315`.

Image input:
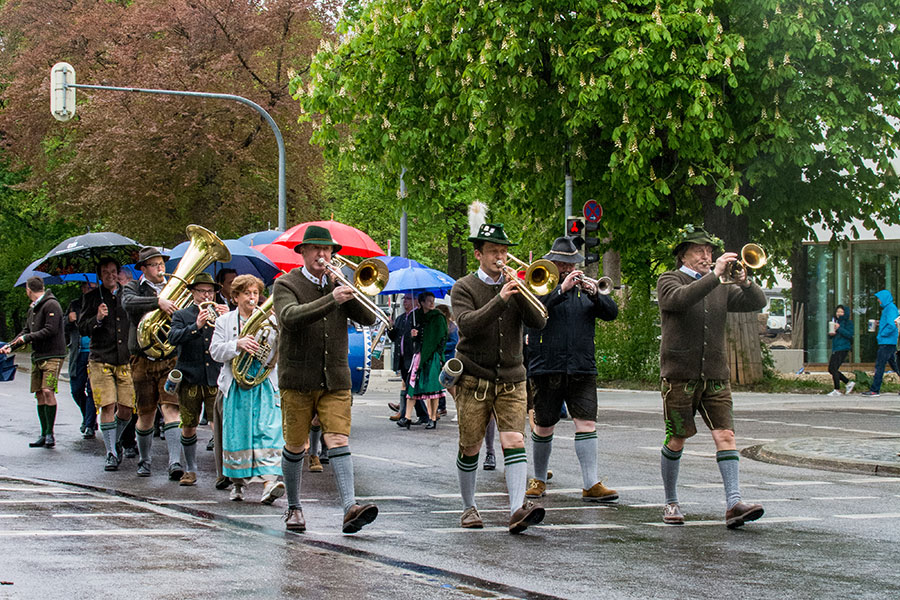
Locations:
273;225;379;534
524;236;619;503
656;225;766;528
450;223;548;534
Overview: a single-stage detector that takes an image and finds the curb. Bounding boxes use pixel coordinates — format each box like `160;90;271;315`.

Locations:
743;438;900;477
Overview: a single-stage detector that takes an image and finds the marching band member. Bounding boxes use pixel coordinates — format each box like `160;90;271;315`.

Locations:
167;273;228;487
656;226;766;528
209;274;285;504
450;223;547;534
524;236;619;503
273;226;378;533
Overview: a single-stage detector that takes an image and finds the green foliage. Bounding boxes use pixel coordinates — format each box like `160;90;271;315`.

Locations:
760;340;776;380
595;286;660;383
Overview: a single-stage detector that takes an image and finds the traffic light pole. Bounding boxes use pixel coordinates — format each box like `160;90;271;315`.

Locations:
53;73;287;231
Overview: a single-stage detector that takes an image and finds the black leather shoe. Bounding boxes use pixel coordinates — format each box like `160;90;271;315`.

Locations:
44;434;56;448
424;419;437;430
105;453;119;471
206;438;214;451
396;417;411;429
412;418;428;426
123;447;137;459
29;435;46;448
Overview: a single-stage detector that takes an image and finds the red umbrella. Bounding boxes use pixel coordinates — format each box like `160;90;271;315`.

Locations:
273;220;384;258
252;243;303;272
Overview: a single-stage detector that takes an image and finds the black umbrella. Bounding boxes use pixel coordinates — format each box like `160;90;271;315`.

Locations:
35;232;143;276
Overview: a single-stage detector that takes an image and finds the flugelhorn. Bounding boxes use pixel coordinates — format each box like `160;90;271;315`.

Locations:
199;301;218;327
137;225;231;358
317;257;391;327
719;243;766;285
574;274;613;295
497;253;559;320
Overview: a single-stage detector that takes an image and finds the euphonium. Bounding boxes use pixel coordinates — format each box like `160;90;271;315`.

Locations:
231;295;277;389
719;243;767;285
136;225;231;358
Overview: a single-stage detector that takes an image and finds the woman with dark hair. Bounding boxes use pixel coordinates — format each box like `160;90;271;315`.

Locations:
827;304;855;396
400;292;448;429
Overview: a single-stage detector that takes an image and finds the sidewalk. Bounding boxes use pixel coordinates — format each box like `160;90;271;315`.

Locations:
10;352;900;476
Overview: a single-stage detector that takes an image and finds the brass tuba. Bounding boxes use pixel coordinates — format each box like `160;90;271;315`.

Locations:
231;295;278;389
136;225;231;358
719;243;767;285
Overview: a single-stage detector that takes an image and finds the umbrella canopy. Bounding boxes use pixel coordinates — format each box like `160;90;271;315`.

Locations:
238;230;282;247
370;255;425;271
274;220;384;258
15;257;99;288
165;239;280;286
252;243;303;272
35;232;142;276
379;265;456;299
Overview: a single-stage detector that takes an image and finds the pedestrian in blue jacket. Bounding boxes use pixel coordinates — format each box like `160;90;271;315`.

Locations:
827;305;854;396
862;290;899;396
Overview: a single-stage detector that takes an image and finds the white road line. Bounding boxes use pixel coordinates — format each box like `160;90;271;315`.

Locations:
430;492;509;499
0;529;197;537
0;486;88;494
833;513;900;520
353;453;430;468
839;477;900;483
376;511;416;516
639;446;715;458
644;517;822;527
431;506;614;514
810;496;879;501
356;495;413;501
684;483;759;489
150;500;218;505
539;523;627;530
0;498;125;504
741;437;776;442
426;526;520;533
222;514;282;519
51;513;146;518
627;502;699;508
763;481;833;487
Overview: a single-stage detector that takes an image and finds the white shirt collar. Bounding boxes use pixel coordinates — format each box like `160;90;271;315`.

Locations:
302;266;328;286
139;275;166;294
30;292;46;308
476;267;504;285
679;265;704;280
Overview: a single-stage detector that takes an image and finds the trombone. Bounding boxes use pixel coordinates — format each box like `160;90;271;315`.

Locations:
719;243;767;285
316;256;392;327
497;253;559;319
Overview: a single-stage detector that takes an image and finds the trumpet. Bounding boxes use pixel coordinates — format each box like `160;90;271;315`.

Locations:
719;243;767;285
573;274;613;295
496;253;559;320
198;301;218;327
317;256;392;327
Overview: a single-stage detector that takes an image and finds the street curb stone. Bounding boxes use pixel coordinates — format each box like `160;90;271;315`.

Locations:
743;437;900;476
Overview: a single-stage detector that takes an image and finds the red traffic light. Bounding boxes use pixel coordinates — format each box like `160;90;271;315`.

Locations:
566;217;585;236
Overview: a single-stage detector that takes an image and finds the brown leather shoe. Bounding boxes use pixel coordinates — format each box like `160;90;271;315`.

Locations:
342;503;378;534
525;478;546;499
508;501;545;534
725;501;764;529
284;508;306;532
460;506;483;529
582;481;618;503
389;412;402;421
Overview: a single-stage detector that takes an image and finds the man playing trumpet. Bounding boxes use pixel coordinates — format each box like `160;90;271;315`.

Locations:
657;226;766;528
450;223;548;533
524;236;619;503
167;273;229;486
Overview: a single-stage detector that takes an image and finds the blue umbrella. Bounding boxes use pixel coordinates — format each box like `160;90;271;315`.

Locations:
238;230;282;247
370;255;425;271
165;239;280;286
379;265;456;299
15;257;100;288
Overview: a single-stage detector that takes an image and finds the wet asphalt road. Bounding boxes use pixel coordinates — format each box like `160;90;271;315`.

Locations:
1;373;899;600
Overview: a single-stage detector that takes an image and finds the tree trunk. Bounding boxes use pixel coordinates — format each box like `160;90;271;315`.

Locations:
700;186;763;384
446;203;468;280
602;247;621;286
789;241;807;352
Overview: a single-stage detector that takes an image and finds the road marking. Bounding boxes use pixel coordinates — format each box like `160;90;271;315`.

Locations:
0;529;197;537
839;477;900;484
354;453;430;468
376;511;416;516
627;503;699;508
222;514;283;519
430;492;509;499
51;512;147;518
539;523;627;530
0;498;125;504
810;496;879;501
683;483;759;489
0;486;88;494
150;500;218;505
763;481;833;487
833;513;900;520
644;516;822;527
425;526;528;533
741;437;776;442
357;495;413;501
431;506;614;514
639;447;715;458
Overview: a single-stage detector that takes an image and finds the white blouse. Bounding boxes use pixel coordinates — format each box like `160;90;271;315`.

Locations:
209;308;279;392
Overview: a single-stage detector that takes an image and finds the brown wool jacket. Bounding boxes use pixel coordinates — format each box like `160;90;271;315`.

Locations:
451;273;547;383
273;269;376;392
657;270;766;381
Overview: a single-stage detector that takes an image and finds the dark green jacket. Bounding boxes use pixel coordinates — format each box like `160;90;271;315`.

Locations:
657;270;766;380
451;273;547;383
273;269;376;392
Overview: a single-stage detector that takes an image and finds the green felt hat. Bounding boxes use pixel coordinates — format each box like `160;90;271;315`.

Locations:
295;225;342;254
671;225;722;255
467;222;517;247
186;272;222;291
